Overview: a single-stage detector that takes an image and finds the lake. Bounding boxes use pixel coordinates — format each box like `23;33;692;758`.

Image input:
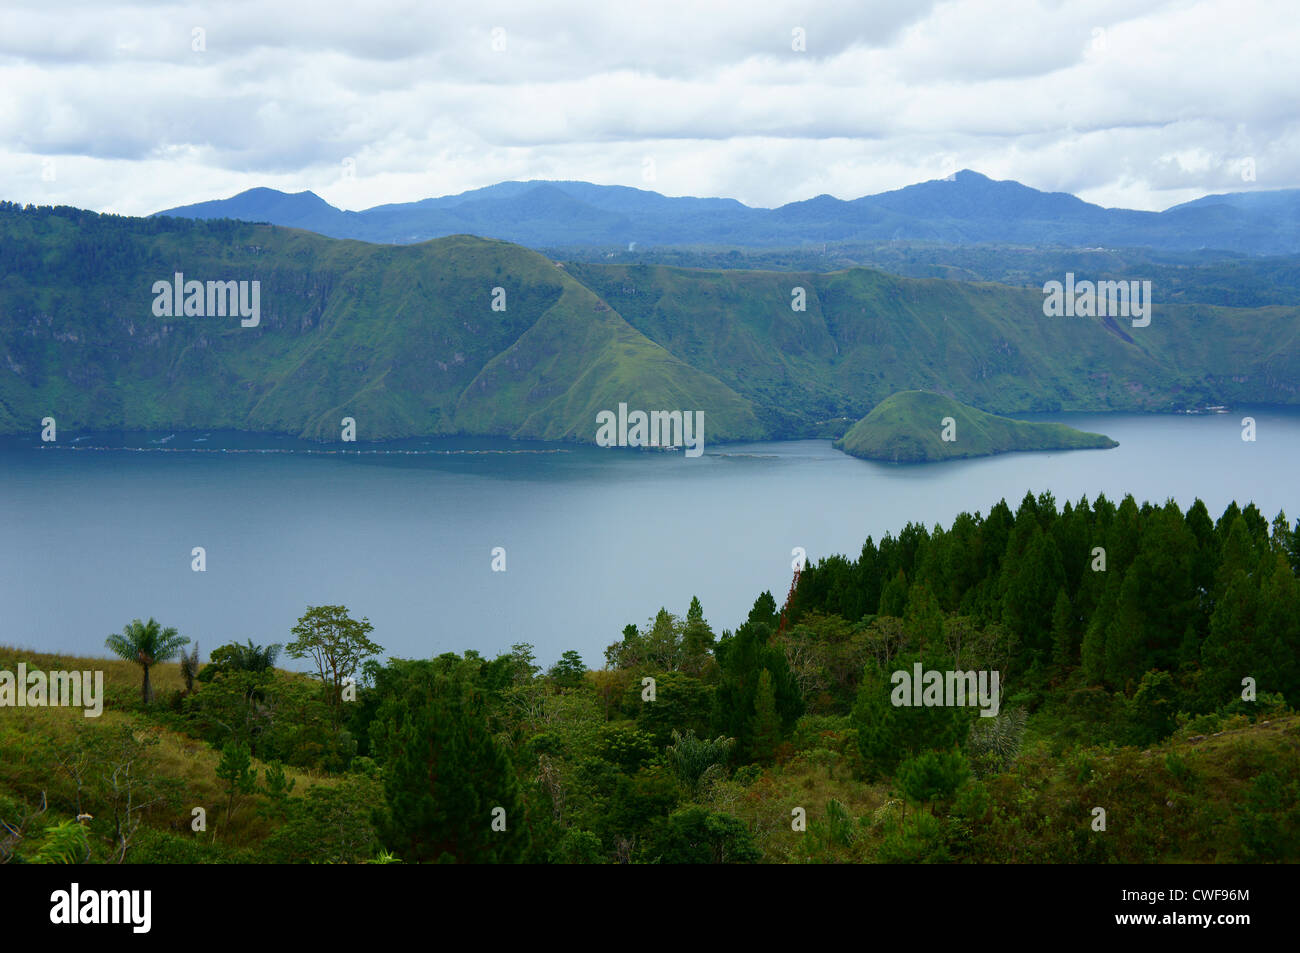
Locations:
2;409;1297;671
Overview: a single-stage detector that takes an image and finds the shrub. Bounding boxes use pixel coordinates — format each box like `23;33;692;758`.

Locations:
876;812;951;863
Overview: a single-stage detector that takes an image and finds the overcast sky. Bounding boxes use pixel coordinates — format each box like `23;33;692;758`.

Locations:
2;0;1296;216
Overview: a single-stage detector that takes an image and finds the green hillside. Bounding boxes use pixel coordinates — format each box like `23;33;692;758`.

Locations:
564;261;1300;432
834;390;1118;462
2;203;1298;444
0;204;763;443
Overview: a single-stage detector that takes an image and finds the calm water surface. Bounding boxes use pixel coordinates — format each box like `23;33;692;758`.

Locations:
1;409;1296;670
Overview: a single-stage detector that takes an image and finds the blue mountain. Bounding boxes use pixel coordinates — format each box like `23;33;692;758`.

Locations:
153;171;1300;254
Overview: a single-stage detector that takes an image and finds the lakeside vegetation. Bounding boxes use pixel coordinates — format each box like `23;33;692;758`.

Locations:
3;491;1297;864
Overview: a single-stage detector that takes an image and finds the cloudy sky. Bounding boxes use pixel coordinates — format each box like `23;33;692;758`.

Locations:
2;0;1296;216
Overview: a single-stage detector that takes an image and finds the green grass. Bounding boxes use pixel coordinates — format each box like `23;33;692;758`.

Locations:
832;390;1118;462
0;209;763;443
0;646;336;862
565;261;1300;431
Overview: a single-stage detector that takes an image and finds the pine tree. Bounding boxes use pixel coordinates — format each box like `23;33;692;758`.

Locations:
1081;573;1119;685
645;608;684;671
1000;528;1065;663
903;580;943;645
1104;568;1148;691
1049;587;1075;667
879;569;909;617
1257;553;1300;704
682;596;716;675
852;652;971;777
372;659;527;863
1201;568;1260;708
748;669;782;763
215;741;258;824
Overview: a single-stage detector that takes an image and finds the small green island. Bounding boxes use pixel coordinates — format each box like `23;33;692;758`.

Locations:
834;390;1119;463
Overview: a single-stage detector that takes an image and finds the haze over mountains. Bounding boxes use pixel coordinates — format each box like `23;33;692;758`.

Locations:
154;171;1300;255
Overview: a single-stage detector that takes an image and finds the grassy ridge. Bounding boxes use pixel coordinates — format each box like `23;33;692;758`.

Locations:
3;643;1294;863
3;203;1298;444
0;647;338;863
833;390;1119;462
564;261;1300;430
0;206;763;442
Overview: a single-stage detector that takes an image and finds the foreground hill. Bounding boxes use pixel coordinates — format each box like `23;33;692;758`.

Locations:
833;391;1118;462
2;640;1294;864
154;171;1300;255
2;487;1296;864
2;202;1298;441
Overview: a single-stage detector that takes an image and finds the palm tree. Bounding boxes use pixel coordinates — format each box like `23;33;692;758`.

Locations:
105;618;190;705
210;639;281;674
179;642;200;695
232;639;281;673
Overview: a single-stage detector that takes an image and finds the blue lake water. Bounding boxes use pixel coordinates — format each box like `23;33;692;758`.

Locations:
1;409;1296;671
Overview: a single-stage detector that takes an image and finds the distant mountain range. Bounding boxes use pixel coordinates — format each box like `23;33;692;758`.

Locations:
2;202;1297;445
154;171;1300;255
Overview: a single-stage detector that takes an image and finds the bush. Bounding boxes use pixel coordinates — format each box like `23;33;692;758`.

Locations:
1164;751;1197;787
1235;771;1300;862
547;828;604;864
641;807;761;864
791;714;853;754
1126;670;1180;746
1177;711;1222;736
1222;691;1290;722
896;749;970;809
876;812;951;863
126;828;218;864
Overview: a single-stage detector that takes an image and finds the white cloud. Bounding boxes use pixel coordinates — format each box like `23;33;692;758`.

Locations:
1;0;1296;215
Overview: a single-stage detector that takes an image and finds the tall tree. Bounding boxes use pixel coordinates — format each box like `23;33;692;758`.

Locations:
371;658;526;863
853;651;972;777
878;569;909;617
547;650;587;690
179;642;200;696
1049;588;1075;668
1256;553;1300;704
682;596;717;675
1201;567;1260;707
713;593;802;753
105;617;190;704
286;605;383;720
1000;527;1065;665
605;623;647;670
903;580;944;645
644;608;684;671
747;669;782;763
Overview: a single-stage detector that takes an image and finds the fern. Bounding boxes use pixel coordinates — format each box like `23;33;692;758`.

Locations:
31;820;89;864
